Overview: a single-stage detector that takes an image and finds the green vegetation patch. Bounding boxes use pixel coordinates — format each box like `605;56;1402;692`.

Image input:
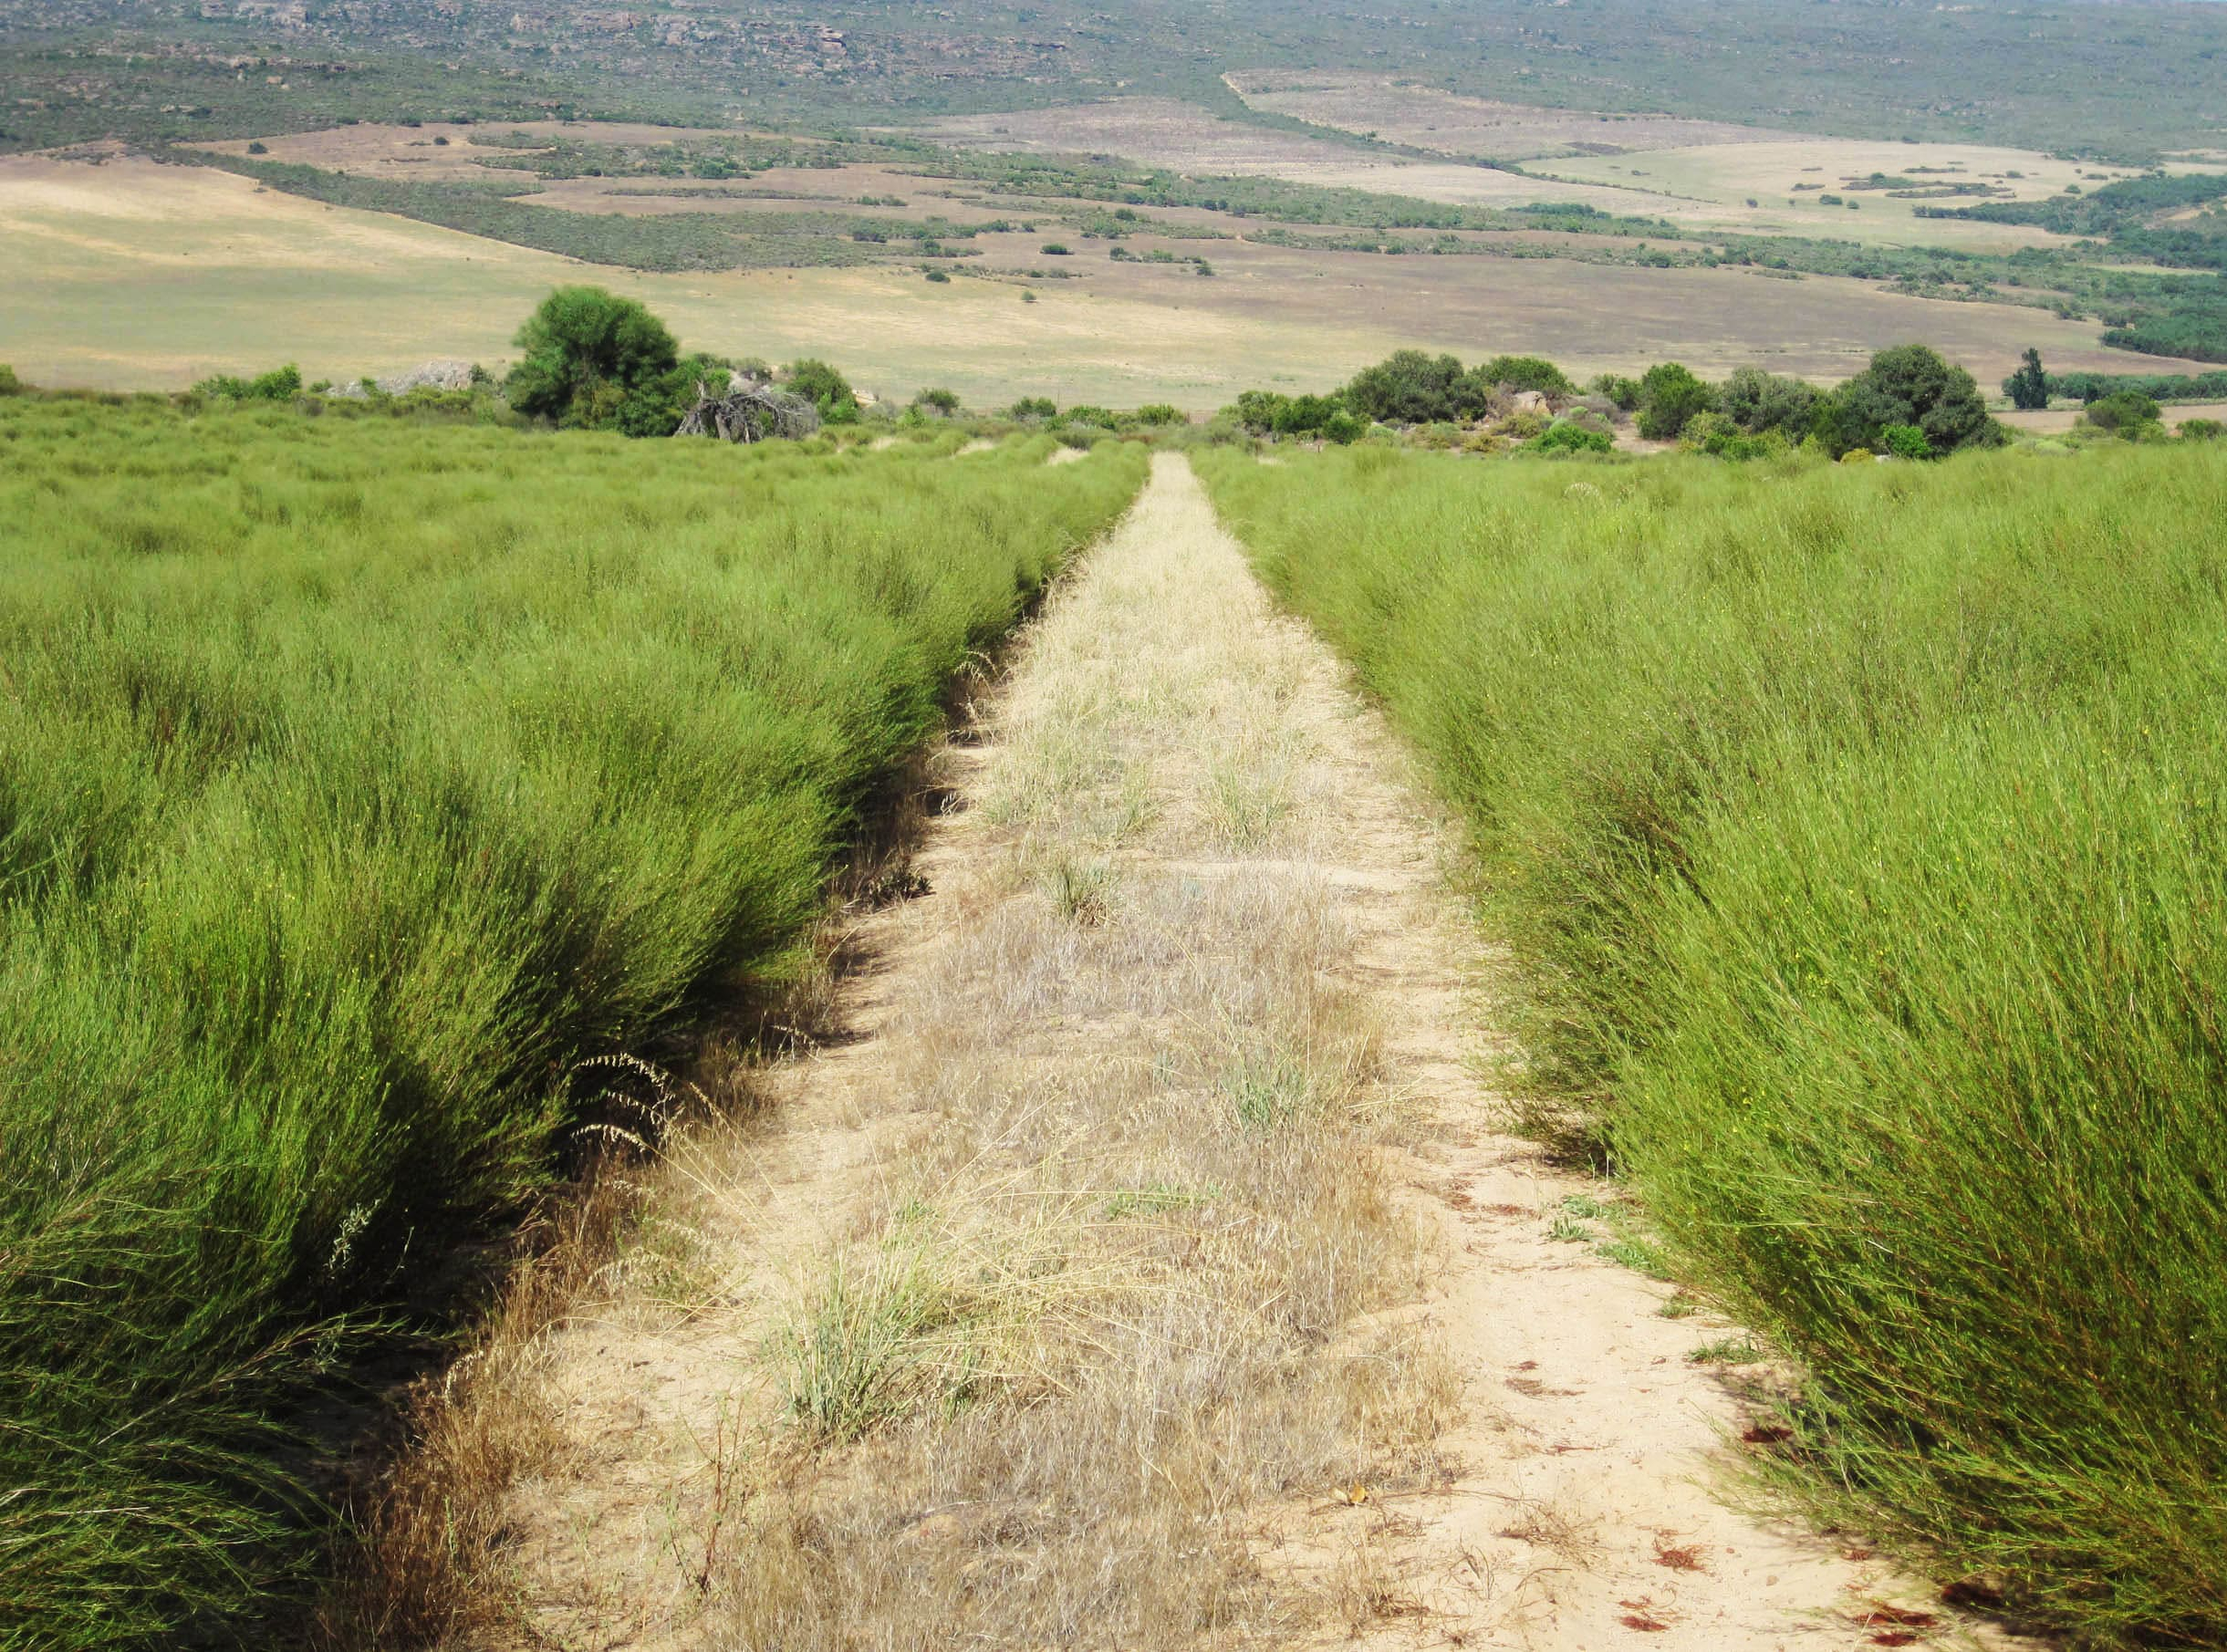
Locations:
0;399;1147;1647
1199;437;2227;1646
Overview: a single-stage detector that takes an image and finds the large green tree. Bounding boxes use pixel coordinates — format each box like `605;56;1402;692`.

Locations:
1635;362;1717;441
1343;349;1470;425
1824;344;2003;456
505;286;681;431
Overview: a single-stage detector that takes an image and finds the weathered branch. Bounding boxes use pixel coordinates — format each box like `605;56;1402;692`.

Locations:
674;378;822;443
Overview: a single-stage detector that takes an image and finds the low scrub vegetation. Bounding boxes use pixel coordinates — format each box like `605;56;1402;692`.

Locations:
1199;438;2227;1646
0;397;1146;1648
1228;344;2008;461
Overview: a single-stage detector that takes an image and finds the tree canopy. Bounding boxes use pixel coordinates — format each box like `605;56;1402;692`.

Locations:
505;286;682;431
1827;344;2003;456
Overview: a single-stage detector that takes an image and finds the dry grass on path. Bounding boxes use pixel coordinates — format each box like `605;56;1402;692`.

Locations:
381;453;1451;1648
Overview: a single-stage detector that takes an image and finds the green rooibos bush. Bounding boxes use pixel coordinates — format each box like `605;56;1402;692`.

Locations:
0;399;1150;1649
1196;439;2227;1647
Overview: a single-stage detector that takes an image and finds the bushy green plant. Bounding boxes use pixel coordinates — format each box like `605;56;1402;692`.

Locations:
1527;420;1614;455
1473;354;1575;397
1635;362;1716;441
1009;396;1057;421
193;363;304;402
0;399;1149;1648
1588;373;1644;411
2182;417;2225;441
1719;366;1820;436
785;357;860;425
1233;390;1359;442
0;364;21;397
1818;342;2003;457
1879;421;1933;460
2083;389;2164;435
1342;348;1470;425
911;386;961;416
1198;440;2227;1647
504;286;679;431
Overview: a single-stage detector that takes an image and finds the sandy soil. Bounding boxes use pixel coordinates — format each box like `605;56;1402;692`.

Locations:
459;455;2039;1650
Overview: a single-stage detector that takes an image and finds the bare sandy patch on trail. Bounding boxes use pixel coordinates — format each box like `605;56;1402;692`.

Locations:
400;456;2038;1650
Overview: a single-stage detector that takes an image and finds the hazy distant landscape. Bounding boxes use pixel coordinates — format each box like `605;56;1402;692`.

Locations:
5;0;2226;396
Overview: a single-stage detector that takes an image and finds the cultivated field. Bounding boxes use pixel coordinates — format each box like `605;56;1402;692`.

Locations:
1199;439;2227;1647
909;96;2111;253
1224;71;1806;159
0;398;1147;1648
1540;138;2141;249
5;154;2209;405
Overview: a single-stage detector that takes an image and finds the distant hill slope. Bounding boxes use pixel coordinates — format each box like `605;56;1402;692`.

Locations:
4;0;2227;159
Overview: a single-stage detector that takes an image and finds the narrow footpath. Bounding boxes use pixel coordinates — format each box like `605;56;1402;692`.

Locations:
487;453;2010;1651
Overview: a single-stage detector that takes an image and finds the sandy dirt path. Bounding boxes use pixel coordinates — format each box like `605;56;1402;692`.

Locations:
484;454;2013;1651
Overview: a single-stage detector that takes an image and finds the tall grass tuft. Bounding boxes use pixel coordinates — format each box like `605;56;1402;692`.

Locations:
1198;440;2227;1646
0;397;1146;1648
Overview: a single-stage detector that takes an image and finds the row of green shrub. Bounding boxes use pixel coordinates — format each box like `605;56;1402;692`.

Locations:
1198;438;2227;1647
1224;345;2007;461
0;398;1147;1648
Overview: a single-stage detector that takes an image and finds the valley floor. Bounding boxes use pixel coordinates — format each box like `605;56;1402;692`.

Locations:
456;454;2027;1648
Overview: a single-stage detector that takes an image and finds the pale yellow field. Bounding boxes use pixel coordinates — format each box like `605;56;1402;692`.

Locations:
1542;138;2140;250
902;99;2113;255
1224;71;1798;160
900;99;1710;218
2;156;2211;409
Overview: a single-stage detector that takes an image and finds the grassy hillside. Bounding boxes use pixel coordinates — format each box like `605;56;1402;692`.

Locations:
0;398;1146;1648
1197;440;2227;1645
